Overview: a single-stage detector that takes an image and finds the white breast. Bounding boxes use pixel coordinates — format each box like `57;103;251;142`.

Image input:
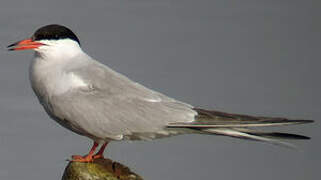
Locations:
30;48;91;97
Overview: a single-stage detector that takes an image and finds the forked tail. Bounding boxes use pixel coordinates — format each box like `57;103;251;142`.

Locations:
167;108;314;147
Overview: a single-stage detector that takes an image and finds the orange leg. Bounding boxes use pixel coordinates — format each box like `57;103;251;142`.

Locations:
72;142;99;162
93;142;108;159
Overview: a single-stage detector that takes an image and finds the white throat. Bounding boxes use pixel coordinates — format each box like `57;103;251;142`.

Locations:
35;39;82;61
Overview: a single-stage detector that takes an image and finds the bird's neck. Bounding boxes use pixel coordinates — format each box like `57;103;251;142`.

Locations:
34;39;83;62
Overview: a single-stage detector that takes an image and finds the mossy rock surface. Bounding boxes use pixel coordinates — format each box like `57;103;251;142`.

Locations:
62;158;143;180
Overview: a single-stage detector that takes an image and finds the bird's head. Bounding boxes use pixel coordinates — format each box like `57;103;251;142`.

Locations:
8;24;82;58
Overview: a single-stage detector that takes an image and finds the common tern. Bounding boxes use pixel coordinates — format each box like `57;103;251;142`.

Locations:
8;24;313;162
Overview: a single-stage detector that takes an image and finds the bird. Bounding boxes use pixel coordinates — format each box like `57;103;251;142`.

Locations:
8;24;313;162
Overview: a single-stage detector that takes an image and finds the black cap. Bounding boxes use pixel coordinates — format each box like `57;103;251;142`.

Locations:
32;24;80;45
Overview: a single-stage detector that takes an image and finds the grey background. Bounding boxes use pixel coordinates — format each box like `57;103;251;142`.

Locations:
0;0;319;180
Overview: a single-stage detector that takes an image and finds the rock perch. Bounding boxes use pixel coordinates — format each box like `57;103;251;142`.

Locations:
62;158;143;180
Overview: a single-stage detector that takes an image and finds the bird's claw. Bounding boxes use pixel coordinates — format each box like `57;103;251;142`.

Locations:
70;154;104;162
92;154;104;159
71;155;94;162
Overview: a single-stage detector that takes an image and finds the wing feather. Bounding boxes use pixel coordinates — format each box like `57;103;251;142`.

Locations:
49;60;196;141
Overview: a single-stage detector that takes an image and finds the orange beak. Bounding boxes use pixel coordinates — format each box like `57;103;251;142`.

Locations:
7;38;45;51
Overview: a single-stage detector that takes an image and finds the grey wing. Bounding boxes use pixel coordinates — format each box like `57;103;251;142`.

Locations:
49;60;197;141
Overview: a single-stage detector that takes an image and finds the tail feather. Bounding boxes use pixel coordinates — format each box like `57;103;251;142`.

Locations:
239;128;311;140
167;108;313;147
203;128;296;148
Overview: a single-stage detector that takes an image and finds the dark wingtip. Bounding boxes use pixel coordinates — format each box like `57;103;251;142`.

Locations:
246;131;312;140
269;133;311;140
